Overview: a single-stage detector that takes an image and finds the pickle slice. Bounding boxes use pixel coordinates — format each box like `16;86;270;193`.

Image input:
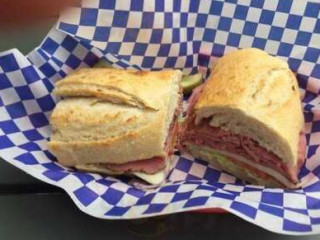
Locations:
94;59;113;68
181;73;202;94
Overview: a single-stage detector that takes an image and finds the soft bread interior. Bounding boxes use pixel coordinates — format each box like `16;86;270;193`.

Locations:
194;48;304;167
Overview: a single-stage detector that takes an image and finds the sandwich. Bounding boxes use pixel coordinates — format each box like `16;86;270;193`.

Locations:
48;68;183;185
179;48;306;188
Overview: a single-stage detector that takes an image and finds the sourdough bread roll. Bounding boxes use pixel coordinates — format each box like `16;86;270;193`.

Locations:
194;48;304;168
49;69;182;168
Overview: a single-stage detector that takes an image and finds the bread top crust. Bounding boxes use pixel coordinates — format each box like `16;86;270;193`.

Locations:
54;68;182;110
195;48;304;166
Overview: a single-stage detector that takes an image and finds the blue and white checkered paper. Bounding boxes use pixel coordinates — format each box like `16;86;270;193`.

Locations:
1;0;320;235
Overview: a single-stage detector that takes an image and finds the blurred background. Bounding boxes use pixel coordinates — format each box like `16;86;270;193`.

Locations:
0;0;78;54
0;0;79;25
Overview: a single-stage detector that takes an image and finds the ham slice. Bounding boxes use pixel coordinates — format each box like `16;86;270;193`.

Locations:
187;84;205;115
180;116;306;184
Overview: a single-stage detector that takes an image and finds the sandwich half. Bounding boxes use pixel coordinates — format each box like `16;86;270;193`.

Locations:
179;48;306;188
49;68;183;185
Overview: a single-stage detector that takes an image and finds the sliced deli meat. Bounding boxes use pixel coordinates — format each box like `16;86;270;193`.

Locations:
179;48;305;188
180;116;306;186
100;157;166;174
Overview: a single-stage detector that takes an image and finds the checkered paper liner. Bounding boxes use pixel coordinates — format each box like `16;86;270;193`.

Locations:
1;0;320;235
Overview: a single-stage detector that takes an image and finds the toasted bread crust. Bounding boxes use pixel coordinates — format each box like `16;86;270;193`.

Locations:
54;68;181;110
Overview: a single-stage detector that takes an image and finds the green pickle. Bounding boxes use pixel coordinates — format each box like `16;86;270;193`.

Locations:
181;73;203;95
94;59;114;68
